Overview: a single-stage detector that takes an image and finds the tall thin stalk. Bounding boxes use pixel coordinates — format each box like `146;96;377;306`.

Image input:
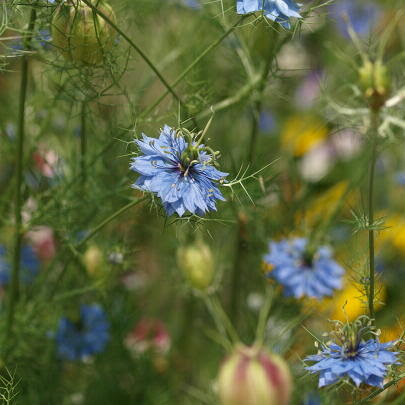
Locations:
230;35;287;325
80;102;87;187
7;4;38;337
367;110;379;321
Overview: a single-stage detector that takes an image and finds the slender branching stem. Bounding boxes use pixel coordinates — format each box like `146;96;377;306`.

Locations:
358;372;405;404
76;196;148;248
247;35;288;163
139;16;249;120
6;3;38;338
229;34;287;326
79;0;196;126
49;196;148;298
367;109;379;321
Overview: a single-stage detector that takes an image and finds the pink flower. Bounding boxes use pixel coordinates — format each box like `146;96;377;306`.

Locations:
125;319;171;355
33;148;60;178
27;226;56;261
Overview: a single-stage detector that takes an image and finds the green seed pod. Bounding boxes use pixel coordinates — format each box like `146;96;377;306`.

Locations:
177;240;215;290
218;345;292;405
52;0;116;65
358;59;390;109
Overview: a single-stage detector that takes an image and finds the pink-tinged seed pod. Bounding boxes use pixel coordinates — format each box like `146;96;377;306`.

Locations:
218;345;292;405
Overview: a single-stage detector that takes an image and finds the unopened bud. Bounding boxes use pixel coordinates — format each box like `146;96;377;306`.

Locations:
177;241;214;290
218;345;292;405
358;59;390;109
83;245;104;276
52;0;116;65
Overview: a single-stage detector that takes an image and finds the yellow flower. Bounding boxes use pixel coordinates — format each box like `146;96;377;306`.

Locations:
331;281;386;322
296;181;350;227
305;280;386;321
377;214;405;256
380;321;404;344
281;115;328;157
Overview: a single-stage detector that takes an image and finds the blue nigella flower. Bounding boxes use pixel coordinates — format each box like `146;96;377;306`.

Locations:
395;171;405;187
130;125;228;217
330;0;380;38
237;0;302;29
0;244;40;285
55;304;110;361
263;238;344;299
305;339;398;388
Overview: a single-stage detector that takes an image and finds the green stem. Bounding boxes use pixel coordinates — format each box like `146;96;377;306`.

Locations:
77;196;148;248
202;295;233;351
229;35;287;327
139;16;249;120
80;102;87;187
79;0;194;125
368;110;379;321
247;35;288;163
229;213;247;327
254;286;273;347
49;196;147;299
357;373;405;404
247;57;272;163
6;3;38;338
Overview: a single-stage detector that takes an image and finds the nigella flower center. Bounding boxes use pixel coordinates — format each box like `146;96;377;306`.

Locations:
177;160;195;177
344;350;358;359
74;319;86;332
300;251;315;269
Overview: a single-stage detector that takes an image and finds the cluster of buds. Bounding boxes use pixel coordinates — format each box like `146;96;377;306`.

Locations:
218;345;292;405
358;59;390;110
52;0;116;65
177;240;215;290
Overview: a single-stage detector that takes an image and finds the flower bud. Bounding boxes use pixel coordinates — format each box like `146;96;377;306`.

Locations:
218;345;292;405
52;0;116;65
358;59;390;109
83;245;104;276
177;240;214;290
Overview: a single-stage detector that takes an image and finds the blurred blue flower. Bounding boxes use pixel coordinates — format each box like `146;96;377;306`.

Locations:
330;1;381;38
263;238;344;299
305;339;398;388
130;125;228;217
259;111;276;133
9;29;52;53
237;0;302;29
55;304;110;361
37;29;52;49
183;0;201;9
0;245;40;285
294;69;323;109
303;393;321;405
395;171;405;186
